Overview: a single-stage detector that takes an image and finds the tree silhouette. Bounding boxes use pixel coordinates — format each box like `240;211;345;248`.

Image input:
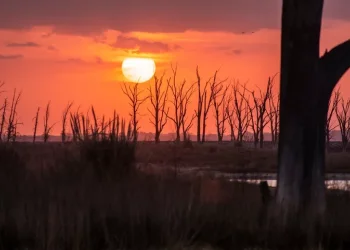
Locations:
276;0;350;227
147;74;169;143
121;83;148;143
335;96;350;152
326;89;340;151
167;65;195;142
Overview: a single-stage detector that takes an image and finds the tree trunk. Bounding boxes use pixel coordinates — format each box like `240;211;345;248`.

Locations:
176;126;181;142
277;0;350;227
259;118;264;148
155;132;160;143
202;117;206;143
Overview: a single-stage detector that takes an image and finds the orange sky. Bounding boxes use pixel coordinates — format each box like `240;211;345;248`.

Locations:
0;1;349;136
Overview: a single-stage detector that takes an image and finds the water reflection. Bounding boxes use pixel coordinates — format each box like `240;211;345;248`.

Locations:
230;179;350;191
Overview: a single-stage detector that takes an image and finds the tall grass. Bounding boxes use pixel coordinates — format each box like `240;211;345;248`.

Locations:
0;96;350;249
1;142;350;249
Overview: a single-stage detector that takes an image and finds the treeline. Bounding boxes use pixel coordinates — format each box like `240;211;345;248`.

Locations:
0;66;348;150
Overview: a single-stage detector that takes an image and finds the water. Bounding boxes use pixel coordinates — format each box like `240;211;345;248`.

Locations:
230;179;350;190
177;167;350;191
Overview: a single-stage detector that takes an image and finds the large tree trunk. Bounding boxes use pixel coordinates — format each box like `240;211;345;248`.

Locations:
276;0;350;226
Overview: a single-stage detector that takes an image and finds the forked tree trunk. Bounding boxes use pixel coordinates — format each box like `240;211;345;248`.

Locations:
276;0;350;226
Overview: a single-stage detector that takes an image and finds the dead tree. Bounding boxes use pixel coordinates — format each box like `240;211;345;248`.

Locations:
61;102;73;143
6;89;21;142
276;0;350;225
167;65;182;142
230;81;251;145
244;79;272;148
213;81;230;142
121;82;148;142
180;83;196;141
267;88;280;147
226;95;236;142
335;97;350;152
33;107;40;143
201;71;226;143
167;65;195;142
43;101;55;143
245;94;259;148
326;89;340;151
148;74;169;143
195;66;211;142
0;98;7;142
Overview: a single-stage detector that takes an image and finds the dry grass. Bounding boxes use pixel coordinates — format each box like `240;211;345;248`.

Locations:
136;142;350;174
1;142;350;249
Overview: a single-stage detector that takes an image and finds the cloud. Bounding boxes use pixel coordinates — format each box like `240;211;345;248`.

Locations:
47;45;58;51
0;0;348;36
229;49;242;55
0;54;23;60
212;45;243;55
112;35;172;54
6;41;40;47
56;57;115;66
41;32;54;38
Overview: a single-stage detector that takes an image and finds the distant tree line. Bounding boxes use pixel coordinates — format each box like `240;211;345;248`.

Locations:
0;65;350;151
120;64;350;152
0;68;349;151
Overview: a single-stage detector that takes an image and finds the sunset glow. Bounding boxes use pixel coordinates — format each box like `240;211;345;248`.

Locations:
0;0;349;136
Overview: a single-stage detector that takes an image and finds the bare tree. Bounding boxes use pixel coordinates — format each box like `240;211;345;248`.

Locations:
212;81;230;142
194;66;211;142
148;74;169;143
226;96;236;142
121;82;148;142
167;64;195;142
6;89;21;142
61;101;73;143
335;96;350;152
244;78;272;148
0;98;7;142
245;93;260;148
230;81;251;145
43;101;55;143
201;71;227;143
180;82;196;141
326;89;340;151
33;107;40;143
267;87;280;146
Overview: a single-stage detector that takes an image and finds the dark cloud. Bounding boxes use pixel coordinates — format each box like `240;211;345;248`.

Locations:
6;42;40;47
112;35;172;54
41;32;54;38
56;57;115;66
47;45;58;51
229;49;242;55
0;0;348;35
212;45;242;55
0;54;23;60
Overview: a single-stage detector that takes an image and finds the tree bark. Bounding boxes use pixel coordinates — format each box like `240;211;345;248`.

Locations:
276;0;350;227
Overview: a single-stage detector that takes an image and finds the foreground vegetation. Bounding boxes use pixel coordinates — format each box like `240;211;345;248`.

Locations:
0;138;349;250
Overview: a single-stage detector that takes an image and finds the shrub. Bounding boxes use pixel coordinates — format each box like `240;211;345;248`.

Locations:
80;138;136;180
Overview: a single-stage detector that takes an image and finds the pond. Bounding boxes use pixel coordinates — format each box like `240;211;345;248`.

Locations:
179;168;350;191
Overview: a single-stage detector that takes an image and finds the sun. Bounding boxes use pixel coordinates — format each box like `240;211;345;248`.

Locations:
121;58;156;83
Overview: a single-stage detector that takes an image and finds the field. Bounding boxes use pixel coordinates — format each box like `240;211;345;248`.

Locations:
1;141;350;249
12;141;350;174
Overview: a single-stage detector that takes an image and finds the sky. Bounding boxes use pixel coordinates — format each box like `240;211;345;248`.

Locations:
0;0;349;136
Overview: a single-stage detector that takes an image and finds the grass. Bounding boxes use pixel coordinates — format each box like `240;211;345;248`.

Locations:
136;142;350;174
1;141;350;249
